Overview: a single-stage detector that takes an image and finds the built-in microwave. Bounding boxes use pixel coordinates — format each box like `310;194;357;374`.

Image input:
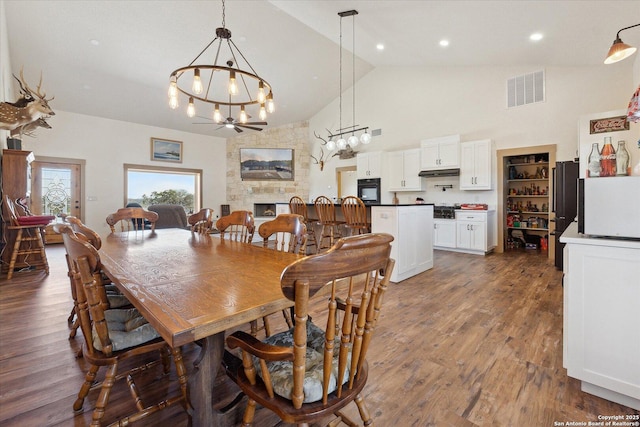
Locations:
357;178;381;205
578;176;640;239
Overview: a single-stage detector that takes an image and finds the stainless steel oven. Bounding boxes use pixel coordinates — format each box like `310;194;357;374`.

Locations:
357;178;381;205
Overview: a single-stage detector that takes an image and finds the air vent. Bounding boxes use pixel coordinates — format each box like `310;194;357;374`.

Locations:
507;70;544;108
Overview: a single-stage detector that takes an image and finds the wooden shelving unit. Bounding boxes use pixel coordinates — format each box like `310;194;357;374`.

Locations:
505;155;551;251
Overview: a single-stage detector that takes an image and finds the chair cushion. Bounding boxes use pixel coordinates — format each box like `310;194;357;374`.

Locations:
16;215;55;226
92;308;160;352
256;321;350;403
104;284;130;308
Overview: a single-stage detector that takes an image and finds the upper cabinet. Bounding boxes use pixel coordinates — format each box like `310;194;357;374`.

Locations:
387;148;424;192
420;134;460;170
356;151;382;179
460;139;492;190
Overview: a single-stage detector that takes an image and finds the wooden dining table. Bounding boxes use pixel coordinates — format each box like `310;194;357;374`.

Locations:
98;228;300;426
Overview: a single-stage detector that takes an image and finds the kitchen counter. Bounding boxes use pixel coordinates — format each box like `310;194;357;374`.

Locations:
560;222;640;410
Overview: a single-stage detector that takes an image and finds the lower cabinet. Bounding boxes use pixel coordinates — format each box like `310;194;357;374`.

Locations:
371;205;433;282
561;225;640;410
433;219;456;248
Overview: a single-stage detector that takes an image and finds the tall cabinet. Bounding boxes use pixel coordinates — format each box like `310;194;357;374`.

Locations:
1;149;36;274
504;153;550;252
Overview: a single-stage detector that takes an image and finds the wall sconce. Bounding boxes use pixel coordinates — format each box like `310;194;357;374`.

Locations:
604;23;639;64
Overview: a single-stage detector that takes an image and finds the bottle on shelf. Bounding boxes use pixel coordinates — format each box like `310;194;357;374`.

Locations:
600;136;617;177
587;142;601;177
616;140;630;176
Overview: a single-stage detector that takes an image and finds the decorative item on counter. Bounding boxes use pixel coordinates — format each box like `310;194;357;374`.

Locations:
392;192;399;205
587;142;601;177
616;140;630;176
415;197;424;204
600;136;617;177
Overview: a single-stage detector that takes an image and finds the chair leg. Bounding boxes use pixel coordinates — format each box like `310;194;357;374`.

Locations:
354;393;373;426
282;308;293;328
171;346;190;411
242;398;257;426
91;363;118;426
7;228;23;280
35;228;49;275
74;364;100;412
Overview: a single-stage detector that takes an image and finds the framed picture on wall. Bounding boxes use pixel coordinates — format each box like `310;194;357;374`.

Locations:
240;148;294;181
151;137;183;163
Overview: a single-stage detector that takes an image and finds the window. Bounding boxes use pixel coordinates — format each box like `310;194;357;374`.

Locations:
124;164;202;214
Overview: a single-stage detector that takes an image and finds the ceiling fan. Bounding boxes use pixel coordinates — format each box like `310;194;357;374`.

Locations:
192;115;267;133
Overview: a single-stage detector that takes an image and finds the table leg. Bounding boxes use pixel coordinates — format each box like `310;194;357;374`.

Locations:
189;332;225;427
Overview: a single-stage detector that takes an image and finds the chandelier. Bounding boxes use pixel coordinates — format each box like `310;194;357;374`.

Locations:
324;10;371;152
168;0;274;132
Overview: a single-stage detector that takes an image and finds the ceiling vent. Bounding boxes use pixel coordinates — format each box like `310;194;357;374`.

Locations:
507;70;545;108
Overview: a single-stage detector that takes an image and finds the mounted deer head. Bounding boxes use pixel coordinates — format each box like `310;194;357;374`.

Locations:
310;146;326;171
10;117;52;139
0;68;55;131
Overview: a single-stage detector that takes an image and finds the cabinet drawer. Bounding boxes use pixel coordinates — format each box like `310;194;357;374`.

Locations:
456;211;487;222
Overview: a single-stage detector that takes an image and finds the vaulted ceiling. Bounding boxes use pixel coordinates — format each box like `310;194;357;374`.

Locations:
4;1;639;137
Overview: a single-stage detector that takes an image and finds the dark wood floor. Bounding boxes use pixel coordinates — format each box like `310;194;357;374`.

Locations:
0;245;637;426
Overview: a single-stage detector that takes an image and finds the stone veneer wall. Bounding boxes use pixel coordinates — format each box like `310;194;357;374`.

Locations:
226;121;310;213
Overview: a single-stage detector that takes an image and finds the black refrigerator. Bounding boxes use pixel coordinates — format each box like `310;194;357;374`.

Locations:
551;161;579;270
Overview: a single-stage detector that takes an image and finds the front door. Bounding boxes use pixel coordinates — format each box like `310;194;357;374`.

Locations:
30;159;83;243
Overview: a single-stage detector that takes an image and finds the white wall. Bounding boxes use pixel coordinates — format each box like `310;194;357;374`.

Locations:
0;0;13;145
18;110;226;235
308;64;637;207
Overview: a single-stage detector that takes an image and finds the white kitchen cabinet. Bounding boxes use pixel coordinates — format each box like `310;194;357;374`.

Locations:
454;210;496;254
356;151;382;179
460;139;492;190
433;219;456;248
420;134;460;170
371;205;433;282
387;149;424;192
560;224;640;410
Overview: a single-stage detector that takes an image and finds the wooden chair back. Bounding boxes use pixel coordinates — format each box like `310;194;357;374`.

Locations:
258;213;307;255
288;196;308;219
188;208;214;234
341;196;369;235
3;195;20;226
216;210;255;242
106;207;158;233
226;233;395;425
314;195;337;224
65;215;102;249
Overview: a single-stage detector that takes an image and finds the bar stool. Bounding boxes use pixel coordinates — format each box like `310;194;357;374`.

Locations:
3;195;50;279
288;196;318;254
314;196;344;253
341;195;370;236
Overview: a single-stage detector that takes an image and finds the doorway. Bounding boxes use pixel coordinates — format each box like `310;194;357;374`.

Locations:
31;156;85;221
336;166;357;199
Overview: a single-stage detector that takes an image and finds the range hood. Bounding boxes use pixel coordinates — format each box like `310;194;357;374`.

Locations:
418;168;460;178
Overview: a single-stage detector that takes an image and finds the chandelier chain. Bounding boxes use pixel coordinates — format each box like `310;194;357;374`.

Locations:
221;0;226;29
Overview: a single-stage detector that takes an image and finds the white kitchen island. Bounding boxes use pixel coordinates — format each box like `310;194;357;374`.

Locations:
371;204;434;283
560;223;640;410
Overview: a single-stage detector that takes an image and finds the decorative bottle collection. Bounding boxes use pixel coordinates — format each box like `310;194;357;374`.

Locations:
587;136;631;177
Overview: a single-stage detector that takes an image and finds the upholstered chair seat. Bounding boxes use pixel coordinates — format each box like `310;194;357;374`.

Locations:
93;308;161;352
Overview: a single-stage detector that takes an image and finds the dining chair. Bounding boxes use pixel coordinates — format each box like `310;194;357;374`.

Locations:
256;213;307;335
106;207;158;232
56;221;129;341
226;233;395;426
215;210;255;242
314;195;344;253
63;228;189;426
341;196;370;236
188;208;215;234
288;195;317;254
3;195;51;279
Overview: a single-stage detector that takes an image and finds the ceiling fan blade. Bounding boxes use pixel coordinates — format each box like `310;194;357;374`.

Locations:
195;115;213;121
236;124;264;131
233;126;243;133
243;121;268;126
193;122;215;125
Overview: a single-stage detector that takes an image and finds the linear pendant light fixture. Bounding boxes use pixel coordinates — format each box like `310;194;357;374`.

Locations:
325;10;371;152
168;0;274;133
604;23;640;64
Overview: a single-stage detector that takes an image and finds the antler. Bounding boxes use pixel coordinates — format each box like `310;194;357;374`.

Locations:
313;130;328;145
12;73;33;100
310;147;326;171
20;67;53;101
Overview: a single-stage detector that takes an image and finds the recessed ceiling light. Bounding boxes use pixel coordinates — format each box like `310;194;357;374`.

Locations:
439;39;450;47
90;39;100;46
530;33;543;41
376;43;384;51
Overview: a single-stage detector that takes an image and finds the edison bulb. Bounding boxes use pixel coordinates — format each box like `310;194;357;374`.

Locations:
192;68;203;94
187;97;196;118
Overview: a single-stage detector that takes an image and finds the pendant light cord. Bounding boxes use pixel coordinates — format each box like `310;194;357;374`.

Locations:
352;14;356;136
339;16;343;135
